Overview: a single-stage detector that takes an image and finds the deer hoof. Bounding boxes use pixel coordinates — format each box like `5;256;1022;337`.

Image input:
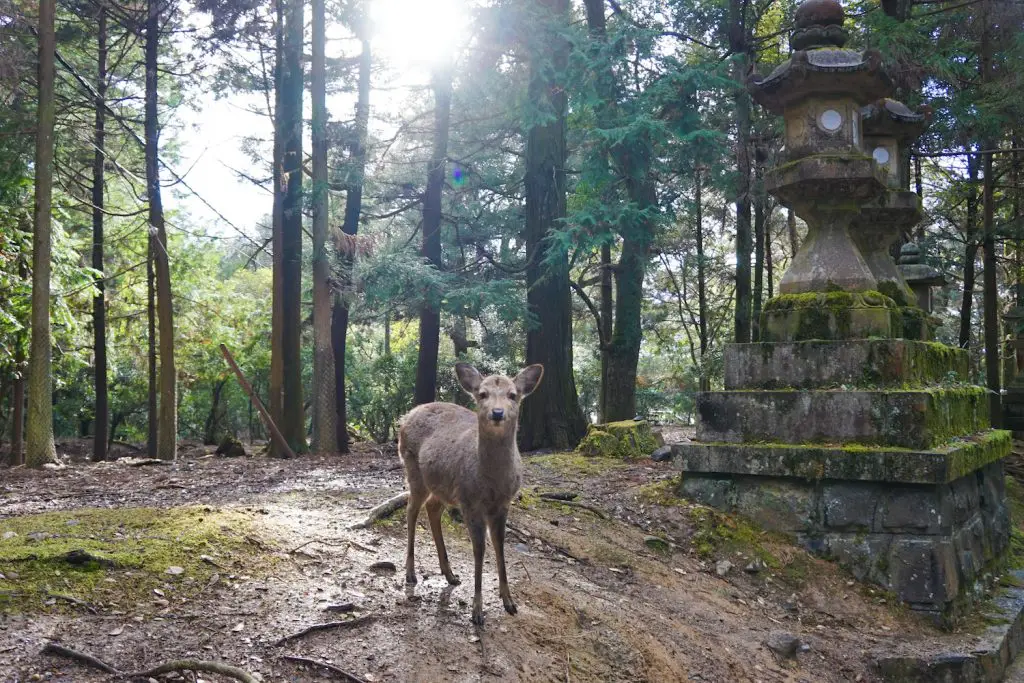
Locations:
471;604;484;625
405;572;418;585
445;573;461;586
503;597;517;615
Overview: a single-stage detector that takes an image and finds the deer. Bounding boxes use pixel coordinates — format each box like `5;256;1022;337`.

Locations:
398;362;544;625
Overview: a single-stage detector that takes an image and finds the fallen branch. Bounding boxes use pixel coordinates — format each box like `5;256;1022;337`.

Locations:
539;498;607;520
129;660;260;683
273;615;374;646
46;592;98;614
349;492;409;529
122;458;170;467
220;343;297;460
539;491;579;501
279;654;368;683
41;643;119;674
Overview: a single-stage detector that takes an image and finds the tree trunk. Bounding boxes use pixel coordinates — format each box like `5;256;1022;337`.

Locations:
333;29;370;452
730;0;753;344
146;0;176;461
281;0;306;453
26;0;57;468
696;169;710;392
147;236;157;457
269;0;285;457
310;0;337;453
599;242;613;422
203;378;227;445
979;4;1000;426
787;208;798;261
766;208;774;299
12;337;24;466
958;152;980;349
414;68;452;406
92;2;108;463
752;184;766;342
519;0;587;451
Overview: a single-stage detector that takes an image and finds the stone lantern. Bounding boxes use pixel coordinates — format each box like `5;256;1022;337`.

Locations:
897;242;946;314
851;99;929;305
749;0;889;294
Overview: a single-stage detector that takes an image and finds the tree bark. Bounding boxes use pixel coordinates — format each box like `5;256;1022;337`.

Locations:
332;28;371;453
730;0;753;344
414;68;452;406
979;4;1000;426
310;0;337;452
752;183;765;342
519;0;587;451
787;208;798;261
147;235;157;458
599;242;613;422
281;0;306;453
146;0;177;461
958;152;980;349
696;169;710;392
26;0;57;467
92;2;108;462
12;336;24;466
269;0;285;457
203;378;227;445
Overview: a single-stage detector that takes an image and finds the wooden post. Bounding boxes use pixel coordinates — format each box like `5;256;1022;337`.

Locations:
219;344;297;460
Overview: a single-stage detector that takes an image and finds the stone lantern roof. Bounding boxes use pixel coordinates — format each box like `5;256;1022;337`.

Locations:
897;242;946;287
860;98;929;139
749;0;891;114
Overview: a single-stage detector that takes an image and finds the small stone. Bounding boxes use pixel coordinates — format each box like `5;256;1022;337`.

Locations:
715;560;733;577
764;631;801;659
165;566;185;576
744;558;767;573
3;531;17;540
369;561;396;573
650;446;673;463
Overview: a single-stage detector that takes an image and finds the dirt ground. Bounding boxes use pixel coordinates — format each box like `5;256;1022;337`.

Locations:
0;437;1008;683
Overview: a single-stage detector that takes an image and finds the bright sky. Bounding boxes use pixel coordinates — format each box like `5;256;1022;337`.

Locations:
167;0;471;240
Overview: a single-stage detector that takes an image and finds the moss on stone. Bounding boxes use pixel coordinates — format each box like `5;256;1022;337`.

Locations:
761;291;899;342
877;281;912;307
0;506;270;614
576;420;659;459
529;451;631;476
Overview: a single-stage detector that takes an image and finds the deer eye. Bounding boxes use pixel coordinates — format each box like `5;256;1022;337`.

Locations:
508;392;517;400
478;391;488;400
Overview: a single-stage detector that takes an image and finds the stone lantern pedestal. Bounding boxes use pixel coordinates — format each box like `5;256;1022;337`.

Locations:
672;0;1010;625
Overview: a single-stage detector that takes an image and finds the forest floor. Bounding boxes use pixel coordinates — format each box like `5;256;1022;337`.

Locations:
0;434;1019;683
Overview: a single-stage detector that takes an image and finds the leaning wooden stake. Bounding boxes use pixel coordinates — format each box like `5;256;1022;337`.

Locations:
220;343;297;460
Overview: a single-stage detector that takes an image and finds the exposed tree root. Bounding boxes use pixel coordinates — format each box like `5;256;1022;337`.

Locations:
273;615;375;646
538;497;607;520
349;492;408;529
41;642;260;683
280;654;368;683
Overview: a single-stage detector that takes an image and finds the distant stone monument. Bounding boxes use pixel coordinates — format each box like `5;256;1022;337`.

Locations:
673;0;1010;625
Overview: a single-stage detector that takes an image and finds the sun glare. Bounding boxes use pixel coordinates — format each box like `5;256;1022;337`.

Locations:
370;0;470;73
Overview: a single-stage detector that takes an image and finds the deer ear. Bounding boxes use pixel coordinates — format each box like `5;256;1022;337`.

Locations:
455;363;483;395
514;364;544;398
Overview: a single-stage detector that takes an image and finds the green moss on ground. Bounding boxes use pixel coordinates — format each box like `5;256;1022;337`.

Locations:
529;451;632;476
0;506;271;613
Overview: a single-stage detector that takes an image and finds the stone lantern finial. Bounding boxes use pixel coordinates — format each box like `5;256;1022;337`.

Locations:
897;242;946;314
791;0;849;50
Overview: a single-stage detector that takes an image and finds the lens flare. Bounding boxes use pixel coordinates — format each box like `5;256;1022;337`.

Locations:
452;165;465;187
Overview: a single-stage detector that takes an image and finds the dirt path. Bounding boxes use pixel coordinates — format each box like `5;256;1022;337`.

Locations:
0;445;987;682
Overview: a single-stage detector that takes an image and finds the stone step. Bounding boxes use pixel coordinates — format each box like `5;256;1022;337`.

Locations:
724;339;967;390
696;387;988;449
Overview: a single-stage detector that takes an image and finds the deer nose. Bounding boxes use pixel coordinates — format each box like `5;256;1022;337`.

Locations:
491;408;505;421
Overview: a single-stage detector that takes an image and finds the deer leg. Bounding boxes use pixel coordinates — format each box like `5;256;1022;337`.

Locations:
425;497;460;585
489;507;516;615
405;492;425;585
467;514;487;625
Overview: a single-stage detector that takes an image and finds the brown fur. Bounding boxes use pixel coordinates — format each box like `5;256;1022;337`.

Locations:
398;363;544;625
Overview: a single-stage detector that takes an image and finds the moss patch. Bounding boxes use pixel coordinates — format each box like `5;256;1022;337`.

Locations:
576;420;659;459
529;451;631;476
761;290;899;342
0;506;271;613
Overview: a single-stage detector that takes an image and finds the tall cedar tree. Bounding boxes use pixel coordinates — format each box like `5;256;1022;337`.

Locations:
730;0;753;344
413;68;453;406
92;1;108;462
146;0;177;460
980;0;1000;425
333;26;371;452
310;0;337;452
26;0;58;467
270;0;285;455
519;0;587;450
281;0;306;453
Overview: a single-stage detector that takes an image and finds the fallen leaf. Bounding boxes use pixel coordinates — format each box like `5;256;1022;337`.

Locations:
108;625;124;636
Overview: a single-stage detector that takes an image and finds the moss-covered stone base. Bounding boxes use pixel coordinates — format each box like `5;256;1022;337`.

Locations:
761;290;900;342
576;420;659;459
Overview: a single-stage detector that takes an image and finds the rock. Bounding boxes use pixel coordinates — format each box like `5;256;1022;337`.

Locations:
215;435;247;458
369;561;397;573
2;531;17;540
715;560;733;576
644;536;670;552
744;558;768;573
650;446;673;463
764;631;802;659
577;420;660;459
165;566;185;575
